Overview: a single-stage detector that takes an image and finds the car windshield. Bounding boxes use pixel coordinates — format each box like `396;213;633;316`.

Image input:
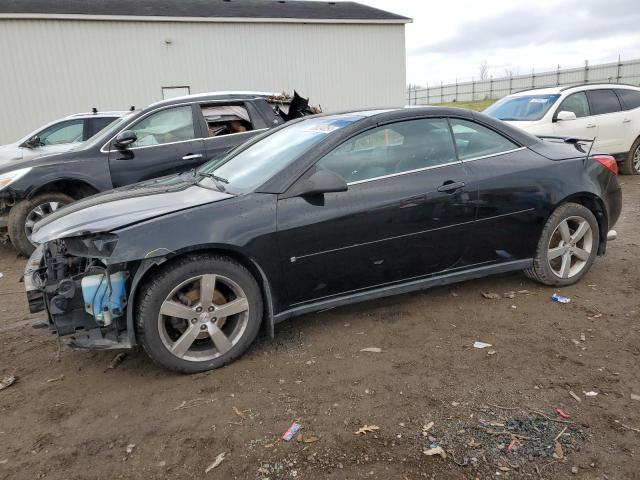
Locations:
484;94;560;121
197;115;361;191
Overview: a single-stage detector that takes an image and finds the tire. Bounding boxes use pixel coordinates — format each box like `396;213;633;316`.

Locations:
619;136;640;175
136;254;263;373
7;192;74;256
524;202;599;286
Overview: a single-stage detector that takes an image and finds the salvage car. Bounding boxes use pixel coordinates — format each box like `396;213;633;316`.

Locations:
484;83;640;175
0;110;125;163
24;107;622;373
0;91;315;255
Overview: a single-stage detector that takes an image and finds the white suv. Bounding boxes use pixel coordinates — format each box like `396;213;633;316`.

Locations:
484;84;640;174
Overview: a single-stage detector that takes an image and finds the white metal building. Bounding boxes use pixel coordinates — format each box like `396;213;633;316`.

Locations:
0;0;410;144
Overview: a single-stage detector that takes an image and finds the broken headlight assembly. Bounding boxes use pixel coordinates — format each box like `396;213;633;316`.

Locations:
64;232;119;258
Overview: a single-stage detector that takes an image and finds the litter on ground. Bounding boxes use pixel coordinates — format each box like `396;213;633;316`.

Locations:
0;374;15;391
205;452;226;473
360;347;382;353
474;341;492;349
551;293;571;303
282;422;302;441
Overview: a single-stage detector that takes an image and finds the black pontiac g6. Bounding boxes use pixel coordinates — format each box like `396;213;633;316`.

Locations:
24;107;622;373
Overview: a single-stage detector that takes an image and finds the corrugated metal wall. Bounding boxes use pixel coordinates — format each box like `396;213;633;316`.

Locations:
0;19;406;144
407;58;640;105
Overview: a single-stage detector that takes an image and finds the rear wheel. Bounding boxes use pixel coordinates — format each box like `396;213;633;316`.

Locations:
525;202;599;286
620;136;640;175
7;192;73;256
136;254;263;373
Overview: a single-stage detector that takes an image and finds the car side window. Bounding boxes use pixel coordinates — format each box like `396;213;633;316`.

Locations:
316;118;456;183
586;89;621;116
86;117;118;139
37;119;84;145
200;104;253;137
614;89;640;111
556;92;590;118
449;119;518;160
127;105;196;148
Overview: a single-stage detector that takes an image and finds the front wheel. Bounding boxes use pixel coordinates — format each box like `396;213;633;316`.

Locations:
525;202;599;286
7;192;74;256
136;254;263;373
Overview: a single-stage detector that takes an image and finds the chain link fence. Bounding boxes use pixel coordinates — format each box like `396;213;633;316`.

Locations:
406;58;640;105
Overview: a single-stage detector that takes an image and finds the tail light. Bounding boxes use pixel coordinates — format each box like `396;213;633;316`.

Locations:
592;155;618;175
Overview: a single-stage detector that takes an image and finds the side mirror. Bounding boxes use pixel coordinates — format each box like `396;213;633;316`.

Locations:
294;170;348;197
113;130;137;148
24;135;42;148
555;111;577;122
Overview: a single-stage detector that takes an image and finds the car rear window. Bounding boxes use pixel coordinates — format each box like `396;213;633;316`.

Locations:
615;89;640;110
586;89;621;115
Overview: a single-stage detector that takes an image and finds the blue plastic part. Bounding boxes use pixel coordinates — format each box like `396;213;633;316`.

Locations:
81;271;127;323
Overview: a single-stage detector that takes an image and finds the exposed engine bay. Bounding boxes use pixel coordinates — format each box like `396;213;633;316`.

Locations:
26;238;134;349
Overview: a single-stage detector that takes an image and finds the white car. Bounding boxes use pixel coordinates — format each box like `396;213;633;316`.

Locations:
484;84;640;174
0;110;126;166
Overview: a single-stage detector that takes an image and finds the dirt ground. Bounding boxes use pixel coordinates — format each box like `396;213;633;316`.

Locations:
1;183;639;480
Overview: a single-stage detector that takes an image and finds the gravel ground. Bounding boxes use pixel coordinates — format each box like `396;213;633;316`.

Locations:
0;181;639;480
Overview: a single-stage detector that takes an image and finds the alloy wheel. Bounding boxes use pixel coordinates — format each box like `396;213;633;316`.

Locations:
158;274;249;362
547;216;593;279
634;145;640;174
24;201;64;243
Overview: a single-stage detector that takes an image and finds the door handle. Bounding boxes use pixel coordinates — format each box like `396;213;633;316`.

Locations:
182;153;203;161
437;181;465;193
586;124;596;128
622;118;631;124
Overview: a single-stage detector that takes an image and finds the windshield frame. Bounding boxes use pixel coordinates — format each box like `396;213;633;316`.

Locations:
484;94;561;121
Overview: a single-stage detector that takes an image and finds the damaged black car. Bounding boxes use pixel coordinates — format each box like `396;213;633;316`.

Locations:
24;107;622;373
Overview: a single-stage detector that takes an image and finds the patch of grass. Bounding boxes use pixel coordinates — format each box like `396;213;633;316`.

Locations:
433;99;497;112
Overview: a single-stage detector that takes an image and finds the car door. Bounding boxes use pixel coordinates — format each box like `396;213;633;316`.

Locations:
553;91;599;143
615;88;640;152
107;104;205;187
275;117;476;307
450;118;548;265
586;89;627;154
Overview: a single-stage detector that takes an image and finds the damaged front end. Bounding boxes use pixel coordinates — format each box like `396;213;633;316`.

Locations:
25;234;136;349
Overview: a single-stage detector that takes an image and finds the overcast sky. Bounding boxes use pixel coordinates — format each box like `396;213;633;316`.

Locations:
357;0;640;86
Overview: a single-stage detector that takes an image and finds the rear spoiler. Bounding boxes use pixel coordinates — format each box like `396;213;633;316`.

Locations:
537;135;595;156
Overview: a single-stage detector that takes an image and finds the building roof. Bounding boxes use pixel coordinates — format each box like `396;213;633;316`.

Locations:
0;0;411;24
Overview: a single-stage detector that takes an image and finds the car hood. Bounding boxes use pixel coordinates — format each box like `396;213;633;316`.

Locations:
32;174;234;243
0;143;76;166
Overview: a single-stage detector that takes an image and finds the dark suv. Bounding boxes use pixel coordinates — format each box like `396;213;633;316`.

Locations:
0;91;316;254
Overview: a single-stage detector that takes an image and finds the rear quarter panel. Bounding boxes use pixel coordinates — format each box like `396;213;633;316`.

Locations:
463;145;607;265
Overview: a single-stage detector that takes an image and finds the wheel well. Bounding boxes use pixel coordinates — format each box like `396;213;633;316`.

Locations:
132;246;275;337
30;180;99;200
558;193;608;254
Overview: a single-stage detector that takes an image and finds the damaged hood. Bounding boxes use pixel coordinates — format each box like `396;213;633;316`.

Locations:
32;174;234;243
